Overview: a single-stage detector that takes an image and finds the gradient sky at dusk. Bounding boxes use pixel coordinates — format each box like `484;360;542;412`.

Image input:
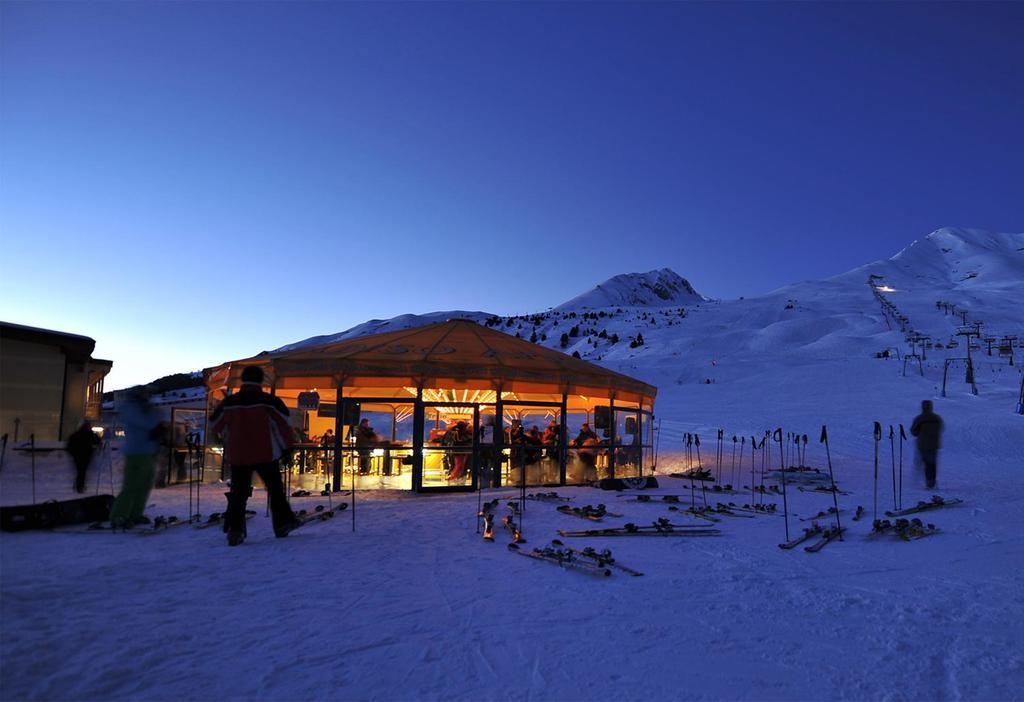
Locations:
1;1;1021;388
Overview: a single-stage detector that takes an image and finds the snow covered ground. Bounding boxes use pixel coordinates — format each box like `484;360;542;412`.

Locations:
2;227;1023;700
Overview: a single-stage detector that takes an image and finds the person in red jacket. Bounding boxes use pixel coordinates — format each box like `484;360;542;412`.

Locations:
210;366;299;546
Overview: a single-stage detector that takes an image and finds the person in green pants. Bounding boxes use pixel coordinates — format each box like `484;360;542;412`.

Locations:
109;386;163;527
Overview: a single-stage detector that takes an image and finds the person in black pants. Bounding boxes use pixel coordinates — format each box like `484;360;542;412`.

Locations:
210;366;299;546
66;421;100;494
910;399;944;490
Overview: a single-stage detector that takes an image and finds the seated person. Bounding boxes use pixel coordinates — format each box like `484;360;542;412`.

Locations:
444;420;472;480
542;421;560;459
524;425;543;463
571;422;599;447
577;436;600;481
354;419;378;475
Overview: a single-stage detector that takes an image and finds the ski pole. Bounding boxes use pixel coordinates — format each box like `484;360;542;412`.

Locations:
759;432;769;502
889;425;897;511
694;434;708;505
352;451;356;532
716;429;723;483
820;425;842;540
774;428;790;542
195;435;201;519
653;418;662;471
729;436;737;488
95;441;104;496
31;433;36;504
898;424;907;510
476;455;483;534
873;422;881;522
736;436;744;489
108;437;115;496
749;435;756;506
685;433;695;506
188;440;194;520
802;434;808;468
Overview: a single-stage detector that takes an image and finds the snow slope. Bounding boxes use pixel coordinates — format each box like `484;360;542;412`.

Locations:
2;227;1023;701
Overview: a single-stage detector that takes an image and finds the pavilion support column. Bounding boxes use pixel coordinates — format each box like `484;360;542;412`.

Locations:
494;389;504;489
333;382;343;492
559;392;568;486
608;395;616;480
412;387;424;492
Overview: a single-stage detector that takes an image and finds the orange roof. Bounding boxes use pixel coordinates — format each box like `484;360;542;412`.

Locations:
206;319;656;400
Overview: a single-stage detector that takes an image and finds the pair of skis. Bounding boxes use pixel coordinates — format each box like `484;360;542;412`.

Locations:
797;485;851;496
194;510;258;530
507;543;611;577
481;500;524;543
556;504;622;521
775;515;843;551
293;503;348;526
557;518;721;538
549;540;645;576
871;517;939;541
884;496;962;518
802;526;845;553
799;507;842;522
525;492;571;502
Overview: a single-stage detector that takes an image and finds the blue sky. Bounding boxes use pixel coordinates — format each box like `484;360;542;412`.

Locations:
1;1;1021;388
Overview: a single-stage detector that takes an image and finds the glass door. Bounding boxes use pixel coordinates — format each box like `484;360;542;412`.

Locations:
613;407;643;479
502;404;563;487
419;403;480;491
335;399;414;491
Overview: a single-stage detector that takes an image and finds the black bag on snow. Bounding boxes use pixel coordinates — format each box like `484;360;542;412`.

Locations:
1;494;114;532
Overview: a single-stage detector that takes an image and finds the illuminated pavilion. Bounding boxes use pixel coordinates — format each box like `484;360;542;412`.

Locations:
204;319;657;493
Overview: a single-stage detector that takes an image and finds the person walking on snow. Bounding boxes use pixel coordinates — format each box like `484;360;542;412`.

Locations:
67;420;100;494
210;366;299;546
109;387;163;527
910;399;944;490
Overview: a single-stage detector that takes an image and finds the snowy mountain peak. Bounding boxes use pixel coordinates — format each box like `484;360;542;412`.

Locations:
555;268;706;311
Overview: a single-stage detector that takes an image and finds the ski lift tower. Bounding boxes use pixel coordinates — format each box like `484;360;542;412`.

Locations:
903;333;925;377
1000;335;1017;367
942;325;981;396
